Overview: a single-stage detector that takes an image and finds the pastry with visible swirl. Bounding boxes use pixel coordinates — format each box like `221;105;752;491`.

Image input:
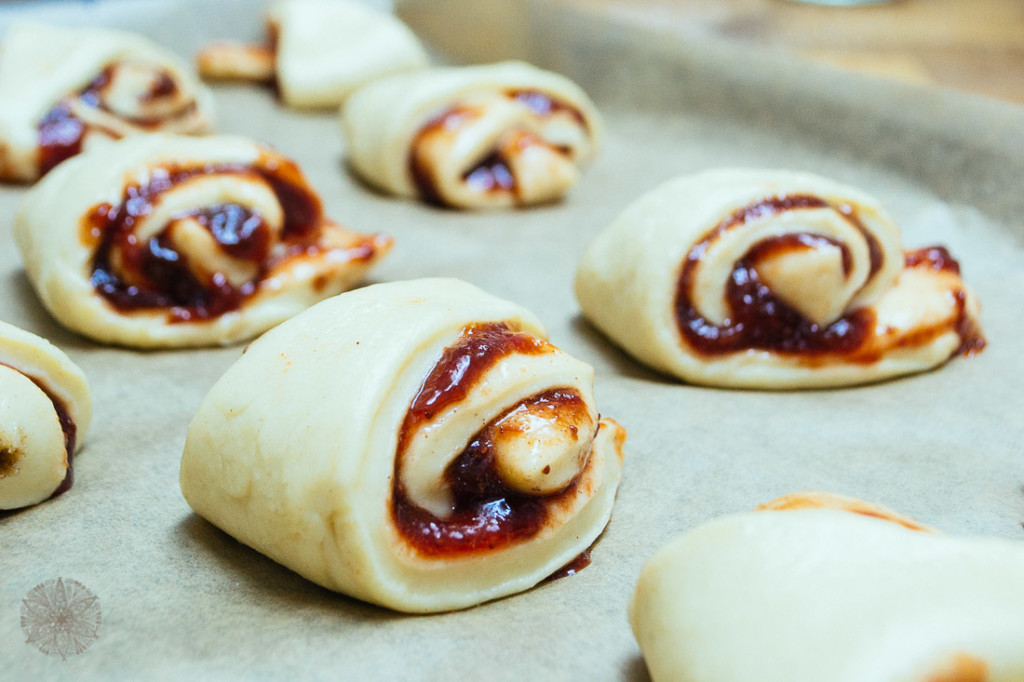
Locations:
575;169;984;388
630;491;1024;682
14;134;391;348
343;61;602;209
180;278;626;613
0;321;91;510
0;21;213;182
196;0;428;109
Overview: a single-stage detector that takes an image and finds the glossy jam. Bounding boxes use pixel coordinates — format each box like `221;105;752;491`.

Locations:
38;70;109;176
0;363;76;499
87;160;324;321
675;196;882;356
409;91;585;206
904;247;986;356
409;107;477;206
544;548;593;582
393;322;585;557
38;64;195;177
462;150;515;194
398;323;553;440
189;204;271;261
904;245;960;274
394;389;585;557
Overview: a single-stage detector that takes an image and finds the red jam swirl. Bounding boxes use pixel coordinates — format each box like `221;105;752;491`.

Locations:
393;322;589;557
904;247;986;356
409;91;585;206
86;159;334;321
394;388;587;556
398;323;553;444
0;363;76;499
675;196;883;356
409;107;487;206
38;64;197;176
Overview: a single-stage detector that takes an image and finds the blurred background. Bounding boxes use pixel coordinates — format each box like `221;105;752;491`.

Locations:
1;0;1020;104
572;0;1023;104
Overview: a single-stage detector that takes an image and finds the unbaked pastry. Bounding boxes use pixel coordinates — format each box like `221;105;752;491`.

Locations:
575;168;984;388
343;61;602;209
196;0;428;109
180;278;626;613
630;491;1024;682
0;21;213;182
14;134;391;348
0;321;91;510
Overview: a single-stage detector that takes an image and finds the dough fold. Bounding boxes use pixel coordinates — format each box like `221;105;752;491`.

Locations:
196;0;428;109
630;492;1024;682
0;321;91;510
180;278;625;613
0;21;213;182
15;134;391;348
343;61;602;208
575;168;983;388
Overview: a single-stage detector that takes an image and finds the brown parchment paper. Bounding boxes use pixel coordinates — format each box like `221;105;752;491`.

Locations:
2;0;1023;679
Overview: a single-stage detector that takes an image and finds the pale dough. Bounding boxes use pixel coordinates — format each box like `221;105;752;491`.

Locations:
180;278;626;613
0;21;213;182
196;0;428;109
575;168;983;388
271;0;428;108
0;321;91;510
630;494;1024;682
14;133;391;348
343;61;602;208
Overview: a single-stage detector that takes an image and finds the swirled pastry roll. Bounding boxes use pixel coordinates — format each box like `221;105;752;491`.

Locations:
180;278;626;613
14;134;391;348
196;0;428;109
575;169;984;388
0;321;91;510
343;61;602;209
0;21;213;182
630;492;1024;682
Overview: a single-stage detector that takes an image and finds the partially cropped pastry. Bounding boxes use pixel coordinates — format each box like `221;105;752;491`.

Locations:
180;278;626;613
576;169;983;388
0;321;91;510
0;21;213;182
630;492;1024;682
14;134;391;348
196;0;428;109
343;61;602;209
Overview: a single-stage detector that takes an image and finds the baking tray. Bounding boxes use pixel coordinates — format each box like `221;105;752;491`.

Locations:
2;0;1023;679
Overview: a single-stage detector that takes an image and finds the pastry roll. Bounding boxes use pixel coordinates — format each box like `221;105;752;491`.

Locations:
0;321;91;510
196;0;428;109
630;492;1024;682
343;61;602;209
180;278;626;613
575;168;984;388
14;134;391;348
0;21;213;182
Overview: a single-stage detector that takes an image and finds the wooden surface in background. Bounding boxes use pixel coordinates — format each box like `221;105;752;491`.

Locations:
568;0;1024;105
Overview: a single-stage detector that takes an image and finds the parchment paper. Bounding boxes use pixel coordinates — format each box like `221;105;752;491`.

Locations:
2;0;1023;679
